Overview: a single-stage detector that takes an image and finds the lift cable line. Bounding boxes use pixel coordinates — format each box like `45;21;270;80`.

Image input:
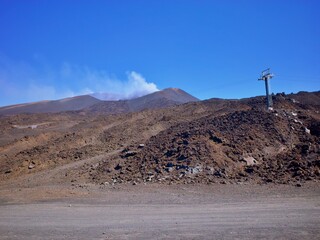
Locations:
258;68;274;110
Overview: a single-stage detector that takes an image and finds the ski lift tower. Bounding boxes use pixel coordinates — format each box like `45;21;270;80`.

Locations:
258;68;274;110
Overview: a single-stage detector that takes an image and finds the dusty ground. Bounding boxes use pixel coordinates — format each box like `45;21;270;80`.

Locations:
0;91;319;239
0;183;319;240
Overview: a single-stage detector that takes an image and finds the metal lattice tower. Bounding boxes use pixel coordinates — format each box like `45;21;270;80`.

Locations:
258;68;274;110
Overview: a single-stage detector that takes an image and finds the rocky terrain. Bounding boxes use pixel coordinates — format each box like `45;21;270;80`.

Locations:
0;90;319;189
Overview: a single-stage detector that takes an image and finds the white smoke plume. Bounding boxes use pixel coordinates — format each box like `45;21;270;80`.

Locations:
92;71;159;100
0;56;159;106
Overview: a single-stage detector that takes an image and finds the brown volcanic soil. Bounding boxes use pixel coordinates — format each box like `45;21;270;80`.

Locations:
120;108;320;185
92;92;320;185
0;91;319;193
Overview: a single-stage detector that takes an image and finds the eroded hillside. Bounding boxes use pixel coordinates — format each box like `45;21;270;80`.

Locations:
0;91;319;187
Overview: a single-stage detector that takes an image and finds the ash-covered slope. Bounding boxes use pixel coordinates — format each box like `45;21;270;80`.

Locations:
0;95;101;115
1;90;319;186
94;93;320;185
287;91;320;106
0;88;198;116
128;88;199;111
241;91;320;110
84;88;199;114
135;109;319;183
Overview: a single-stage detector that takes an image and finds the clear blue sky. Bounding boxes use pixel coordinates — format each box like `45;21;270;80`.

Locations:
0;0;319;106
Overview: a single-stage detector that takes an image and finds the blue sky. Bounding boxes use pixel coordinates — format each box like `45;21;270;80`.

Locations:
0;0;319;106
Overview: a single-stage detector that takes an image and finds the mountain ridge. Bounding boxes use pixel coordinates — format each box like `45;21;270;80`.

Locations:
0;88;199;116
0;95;101;115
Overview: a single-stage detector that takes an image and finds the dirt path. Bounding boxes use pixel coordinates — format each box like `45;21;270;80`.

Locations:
0;149;121;189
0;184;319;240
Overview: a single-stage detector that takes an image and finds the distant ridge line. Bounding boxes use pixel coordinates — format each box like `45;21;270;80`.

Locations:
0;88;199;116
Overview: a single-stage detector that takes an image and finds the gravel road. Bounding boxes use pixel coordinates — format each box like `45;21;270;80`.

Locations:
0;184;319;240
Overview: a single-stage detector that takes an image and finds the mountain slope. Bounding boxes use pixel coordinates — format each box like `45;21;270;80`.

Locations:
0;90;319;186
287;91;320;106
0;95;101;115
128;88;199;110
93;95;320;185
0;88;198;116
83;88;199;114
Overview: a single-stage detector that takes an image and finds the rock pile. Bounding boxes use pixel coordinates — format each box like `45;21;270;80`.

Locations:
98;108;320;185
